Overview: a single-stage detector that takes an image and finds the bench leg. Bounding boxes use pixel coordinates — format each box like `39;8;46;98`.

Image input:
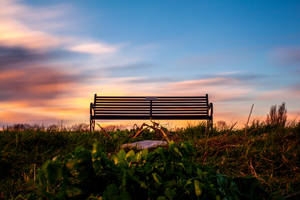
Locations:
207;119;213;131
206;120;209;130
90;119;95;134
92;120;95;132
90;119;92;133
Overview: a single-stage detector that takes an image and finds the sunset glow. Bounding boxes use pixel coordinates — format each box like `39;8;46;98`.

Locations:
0;0;299;128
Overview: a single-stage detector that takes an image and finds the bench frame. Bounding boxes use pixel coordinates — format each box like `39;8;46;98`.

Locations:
90;94;213;133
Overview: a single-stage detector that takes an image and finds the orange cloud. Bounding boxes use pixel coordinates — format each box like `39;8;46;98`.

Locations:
0;111;59;125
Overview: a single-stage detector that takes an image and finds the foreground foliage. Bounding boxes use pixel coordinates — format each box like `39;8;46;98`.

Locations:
0;121;299;199
36;142;266;199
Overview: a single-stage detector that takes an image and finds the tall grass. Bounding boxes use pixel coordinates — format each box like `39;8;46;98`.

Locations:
0;103;299;199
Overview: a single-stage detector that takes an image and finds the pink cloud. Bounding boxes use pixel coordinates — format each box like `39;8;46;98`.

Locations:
0;0;118;54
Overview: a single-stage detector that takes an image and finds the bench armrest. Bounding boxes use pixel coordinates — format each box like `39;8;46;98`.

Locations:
90;103;94;117
209;103;213;119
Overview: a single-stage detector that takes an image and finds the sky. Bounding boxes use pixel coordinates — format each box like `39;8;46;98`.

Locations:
0;0;299;128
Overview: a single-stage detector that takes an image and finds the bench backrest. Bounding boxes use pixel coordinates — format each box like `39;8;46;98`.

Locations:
91;94;211;120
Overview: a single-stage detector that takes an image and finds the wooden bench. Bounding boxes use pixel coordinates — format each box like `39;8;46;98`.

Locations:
90;94;213;132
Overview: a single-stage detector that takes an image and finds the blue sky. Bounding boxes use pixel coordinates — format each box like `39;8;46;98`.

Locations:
0;0;299;126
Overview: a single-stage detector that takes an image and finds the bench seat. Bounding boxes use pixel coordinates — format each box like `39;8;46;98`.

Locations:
90;94;213;132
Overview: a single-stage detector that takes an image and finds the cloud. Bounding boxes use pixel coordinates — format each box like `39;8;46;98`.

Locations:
2;0;297;128
0;65;82;103
0;46;52;69
0;0;116;105
0;0;118;55
105;63;154;77
218;73;265;82
92;73;257;104
257;83;300;101
68;43;118;54
0;111;59;125
0;45;85;104
177;51;252;69
0;45;84;105
167;77;238;89
0;0;73;50
160;76;256;103
126;76;177;84
0;0;129;125
290;82;300;93
0;19;65;50
270;46;300;65
0;0;152;125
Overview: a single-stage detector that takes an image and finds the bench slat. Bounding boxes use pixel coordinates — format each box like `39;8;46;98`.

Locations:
94;112;208;114
93;106;208;109
92;115;210;120
95;96;207;98
95;99;207;102
95;108;207;112
95;101;207;104
94;103;208;106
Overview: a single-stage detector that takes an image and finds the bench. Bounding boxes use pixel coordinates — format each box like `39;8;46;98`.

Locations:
90;94;213;132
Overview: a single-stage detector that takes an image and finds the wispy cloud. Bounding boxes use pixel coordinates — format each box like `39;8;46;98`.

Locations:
0;0;160;125
0;65;82;103
168;77;238;88
289;82;300;94
1;0;298;127
68;43;119;54
0;19;64;50
270;46;300;65
0;111;59;125
0;0;117;124
177;51;252;69
126;76;177;84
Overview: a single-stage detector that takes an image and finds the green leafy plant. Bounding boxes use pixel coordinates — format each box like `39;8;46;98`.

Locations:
36;142;267;200
0;119;299;199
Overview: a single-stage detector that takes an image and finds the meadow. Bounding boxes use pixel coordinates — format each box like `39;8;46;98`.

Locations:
0;108;299;199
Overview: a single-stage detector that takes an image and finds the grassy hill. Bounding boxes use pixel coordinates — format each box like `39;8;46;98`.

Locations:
0;120;299;199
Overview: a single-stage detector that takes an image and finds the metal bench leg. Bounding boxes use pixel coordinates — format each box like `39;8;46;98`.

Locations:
206;120;209;130
92;120;95;132
209;103;213;131
90;119;95;134
90;119;92;133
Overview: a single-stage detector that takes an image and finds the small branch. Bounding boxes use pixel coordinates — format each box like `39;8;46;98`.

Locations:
225;122;237;136
245;104;254;136
132;121;170;142
249;159;266;184
96;124;112;138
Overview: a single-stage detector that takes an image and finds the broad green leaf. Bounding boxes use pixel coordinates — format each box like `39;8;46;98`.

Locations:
126;150;135;159
174;147;183;157
185;179;192;186
194;180;202;197
140;181;147;189
152;173;161;184
112;155;118;165
176;162;185;169
117;149;126;160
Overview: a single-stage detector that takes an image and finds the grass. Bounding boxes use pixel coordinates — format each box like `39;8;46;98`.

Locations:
0;121;299;199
